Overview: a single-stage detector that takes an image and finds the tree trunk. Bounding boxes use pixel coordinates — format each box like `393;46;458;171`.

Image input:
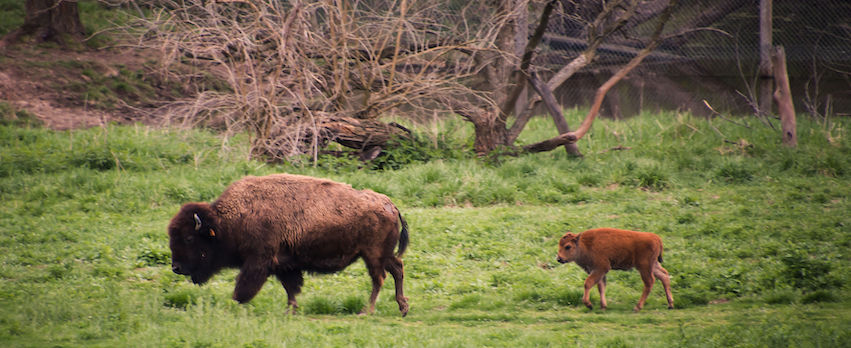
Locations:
472;113;509;156
527;74;583;156
1;0;84;47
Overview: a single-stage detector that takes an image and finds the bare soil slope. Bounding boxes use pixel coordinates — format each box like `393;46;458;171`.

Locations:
0;45;173;129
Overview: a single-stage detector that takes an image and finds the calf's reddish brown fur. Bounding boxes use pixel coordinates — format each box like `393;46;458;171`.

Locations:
168;174;410;316
557;228;673;312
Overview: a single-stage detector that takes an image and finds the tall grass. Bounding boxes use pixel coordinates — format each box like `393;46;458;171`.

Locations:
1;112;849;347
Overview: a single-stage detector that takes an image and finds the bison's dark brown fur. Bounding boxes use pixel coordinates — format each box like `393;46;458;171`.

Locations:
168;174;409;316
557;228;673;312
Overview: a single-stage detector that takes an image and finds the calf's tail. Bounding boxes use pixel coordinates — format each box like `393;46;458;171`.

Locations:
396;212;409;257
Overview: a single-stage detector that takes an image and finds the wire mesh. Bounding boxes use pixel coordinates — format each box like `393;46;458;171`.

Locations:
523;0;851;118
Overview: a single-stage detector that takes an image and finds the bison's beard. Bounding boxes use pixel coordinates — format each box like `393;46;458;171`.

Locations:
189;269;214;285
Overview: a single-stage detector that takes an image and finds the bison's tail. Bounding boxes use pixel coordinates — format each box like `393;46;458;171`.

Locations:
658;249;664;264
396;212;409;257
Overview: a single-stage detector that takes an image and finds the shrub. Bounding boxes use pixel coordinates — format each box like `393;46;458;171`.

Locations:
763;289;798;305
801;289;839;304
341;296;365;314
369;133;466;170
163;289;198;309
137;245;171;268
302;297;339;315
780;249;840;291
715;162;754;183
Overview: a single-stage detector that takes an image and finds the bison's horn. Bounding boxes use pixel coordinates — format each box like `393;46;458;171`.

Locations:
194;213;202;231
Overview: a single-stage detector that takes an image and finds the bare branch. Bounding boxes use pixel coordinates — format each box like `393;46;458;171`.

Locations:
508;0;638;144
501;0;557;119
567;0;677;141
526;73;582;156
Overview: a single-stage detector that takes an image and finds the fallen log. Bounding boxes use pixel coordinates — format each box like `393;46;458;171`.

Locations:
254;116;411;162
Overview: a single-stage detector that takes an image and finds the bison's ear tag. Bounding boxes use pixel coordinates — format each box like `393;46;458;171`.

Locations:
209;229;216;237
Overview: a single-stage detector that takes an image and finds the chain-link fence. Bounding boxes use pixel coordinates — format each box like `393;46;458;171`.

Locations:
530;0;850;118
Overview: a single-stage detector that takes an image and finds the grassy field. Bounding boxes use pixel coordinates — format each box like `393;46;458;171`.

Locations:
1;111;850;347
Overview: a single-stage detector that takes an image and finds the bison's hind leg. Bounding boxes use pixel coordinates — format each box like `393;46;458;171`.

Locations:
276;270;304;314
385;256;409;317
360;255;387;316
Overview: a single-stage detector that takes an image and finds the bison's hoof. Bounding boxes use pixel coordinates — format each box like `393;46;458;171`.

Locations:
633;306;642;312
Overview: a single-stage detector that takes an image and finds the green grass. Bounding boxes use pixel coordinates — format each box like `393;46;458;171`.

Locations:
0;0;24;36
1;112;850;347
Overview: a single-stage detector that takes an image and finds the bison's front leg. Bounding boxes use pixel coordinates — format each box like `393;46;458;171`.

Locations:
233;262;270;304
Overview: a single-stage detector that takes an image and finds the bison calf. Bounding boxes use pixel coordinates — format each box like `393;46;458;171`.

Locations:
168;174;409;316
557;228;673;312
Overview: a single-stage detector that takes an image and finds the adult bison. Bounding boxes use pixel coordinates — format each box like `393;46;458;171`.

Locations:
557;228;673;312
167;174;410;316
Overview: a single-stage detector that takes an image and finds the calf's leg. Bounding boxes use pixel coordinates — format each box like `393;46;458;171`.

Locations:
583;269;608;310
635;267;655;312
653;263;674;309
597;275;608;310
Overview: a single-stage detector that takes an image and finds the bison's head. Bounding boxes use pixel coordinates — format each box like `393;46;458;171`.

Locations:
168;202;222;285
557;232;580;264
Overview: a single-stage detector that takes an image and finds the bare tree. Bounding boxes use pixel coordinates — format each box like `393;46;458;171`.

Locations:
522;0;678;152
452;0;678;156
135;0;680;161
138;0;483;161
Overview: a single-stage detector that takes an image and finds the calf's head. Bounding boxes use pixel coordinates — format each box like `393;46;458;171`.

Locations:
168;202;221;284
557;232;580;264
